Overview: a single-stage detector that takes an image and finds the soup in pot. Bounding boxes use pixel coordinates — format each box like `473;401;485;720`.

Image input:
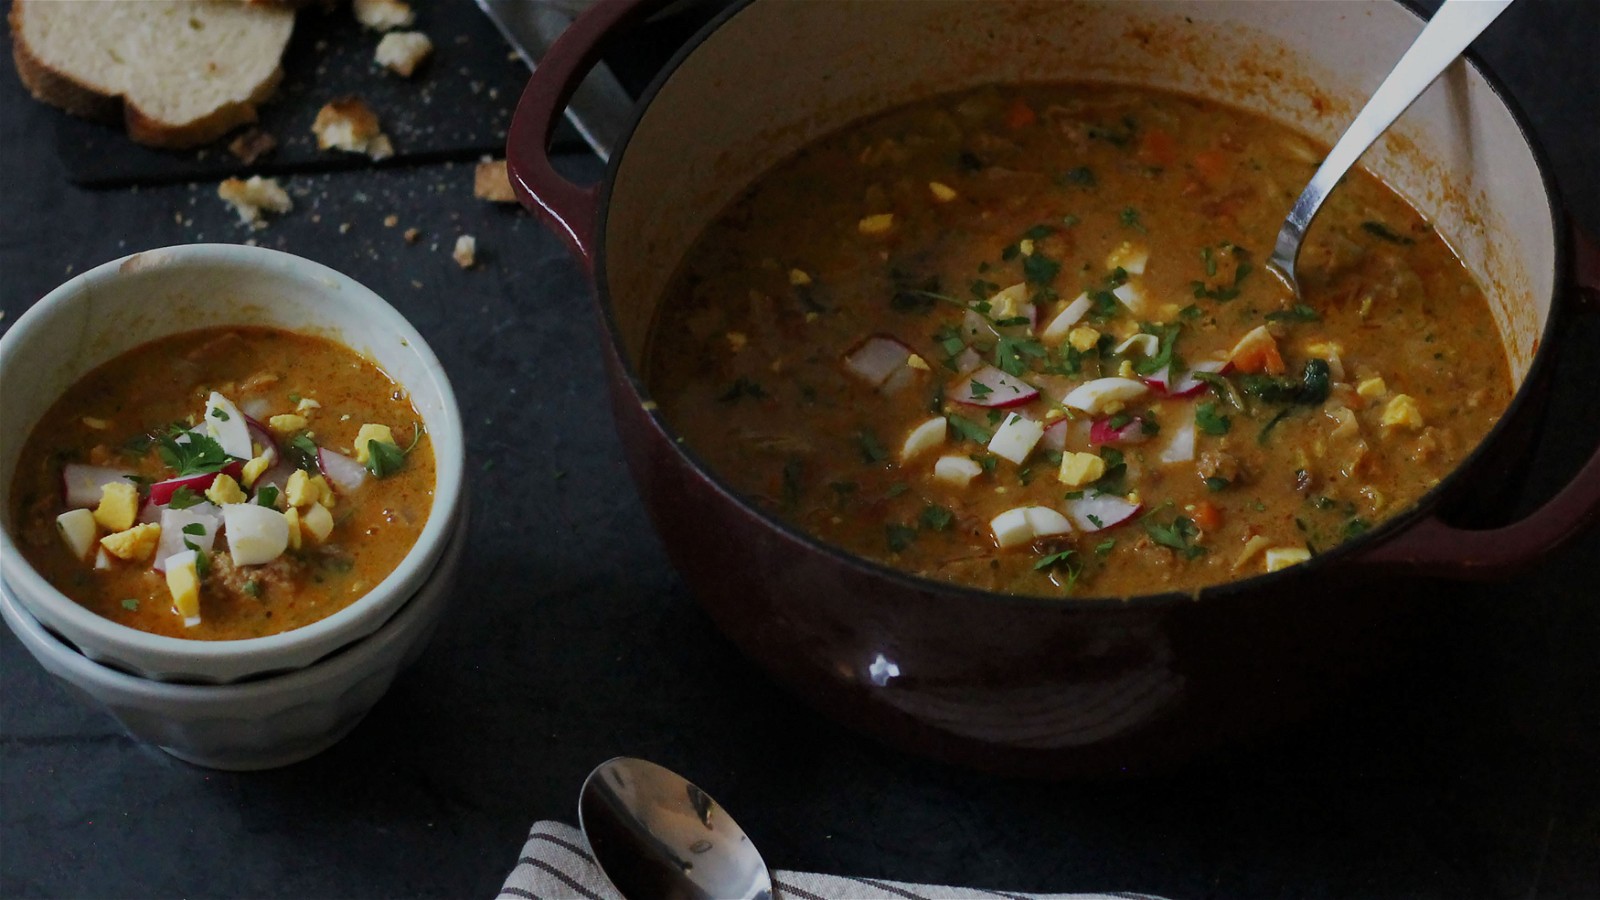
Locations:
647;83;1511;597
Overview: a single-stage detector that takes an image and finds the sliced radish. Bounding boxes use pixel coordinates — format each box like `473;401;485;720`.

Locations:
240;397;273;420
880;365;922;395
1113;334;1160;358
152;505;222;573
252;459;297;498
953;346;984;375
950;366;1039;408
1041;292;1093;343
1158;417;1197;464
1060;377;1149;414
987;413;1046;464
317;448;368;492
62;464;136;508
137;502;162;524
1147;359;1231;397
148;460;244;505
244;415;279;463
1064;493;1142;532
843;335;913;387
1090;415;1154;446
203;392;252;460
223;504;290;566
1024;507;1073;538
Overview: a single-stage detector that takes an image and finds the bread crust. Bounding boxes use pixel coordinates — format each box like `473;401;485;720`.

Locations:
8;0;293;149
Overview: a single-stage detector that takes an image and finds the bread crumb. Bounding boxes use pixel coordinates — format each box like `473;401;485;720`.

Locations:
473;160;517;203
383;214;399;227
217;176;292;228
313;97;394;160
452;235;477;269
353;0;414;31
403;228;420;244
374;31;433;77
227;128;277;165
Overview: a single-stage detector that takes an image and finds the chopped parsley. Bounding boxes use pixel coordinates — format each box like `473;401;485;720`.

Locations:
919;504;954;532
1022;251;1061;286
365;439;405;478
210;407;231;422
1205;476;1232;492
1258;408;1294;445
242;580;263;598
946;414;994;445
166;486;204;510
288;434;321;473
718;377;768;403
886;523;918;553
1057;166;1096;187
182;523;206;536
1034;548;1080;576
120;598;139;611
155;430;230;477
255;485;280;508
1094;538;1117;557
995;335;1047;376
1361;220;1415;245
1265;304;1321;323
855;430;889;463
886;482;911;498
1144;514;1206;559
1196;401;1231;435
1119;207;1147;233
968;380;994;399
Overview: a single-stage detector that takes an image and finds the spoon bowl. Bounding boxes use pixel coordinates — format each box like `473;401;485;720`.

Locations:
579;757;774;900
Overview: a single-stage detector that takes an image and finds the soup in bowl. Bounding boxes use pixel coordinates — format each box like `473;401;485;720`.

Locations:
0;244;465;684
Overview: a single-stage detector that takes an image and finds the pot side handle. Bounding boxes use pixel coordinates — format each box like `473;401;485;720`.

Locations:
506;0;648;271
1357;220;1600;578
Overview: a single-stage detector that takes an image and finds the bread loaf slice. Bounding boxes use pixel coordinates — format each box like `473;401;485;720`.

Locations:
10;0;296;149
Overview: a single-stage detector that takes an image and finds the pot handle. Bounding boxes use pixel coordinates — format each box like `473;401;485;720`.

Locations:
506;0;648;271
1356;219;1600;578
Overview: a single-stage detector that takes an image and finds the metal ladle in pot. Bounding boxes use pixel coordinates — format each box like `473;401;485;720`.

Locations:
1267;0;1515;299
579;757;774;900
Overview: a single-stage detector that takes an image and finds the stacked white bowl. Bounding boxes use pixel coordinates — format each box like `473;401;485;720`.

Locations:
0;245;466;770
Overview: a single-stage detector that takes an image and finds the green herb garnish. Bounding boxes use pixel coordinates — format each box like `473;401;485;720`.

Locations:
255;485;280;508
155;430;230;477
855;430;889;463
886;524;918;553
1144;515;1207;559
919;505;954;532
946;414;993;445
120;598;139;611
167;486;204;510
1196;402;1231;436
718;377;768;403
365;439;405;478
1265;304;1321;323
1361;220;1415;245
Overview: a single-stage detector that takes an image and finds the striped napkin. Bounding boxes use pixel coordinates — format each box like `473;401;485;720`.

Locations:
499;821;1170;900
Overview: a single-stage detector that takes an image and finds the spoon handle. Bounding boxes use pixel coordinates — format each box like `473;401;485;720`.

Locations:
1269;0;1514;281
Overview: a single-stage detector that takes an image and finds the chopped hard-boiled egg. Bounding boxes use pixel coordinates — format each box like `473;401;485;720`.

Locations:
1067;326;1101;353
285;469;318;508
1060;377;1150;415
164;550;202;627
1111;281;1148;315
1105;241;1149;275
241;454;273;488
301;502;335;543
987;414;1046;465
1041;293;1093;343
91;481;139;532
223;504;290;566
55;509;98;560
353;423;396;464
858;213;894;235
1113;334;1159;358
205;473;247;506
932;455;983;487
283;507;303;551
296;397;323;414
269;414;308;435
1264;546;1312;572
788;268;812;286
928;181;957;202
204;392;252;460
1234;534;1274;572
100;522;161;562
1381;394;1424;430
900;417;947;463
1057;452;1107;487
310;475;336;509
991;505;1073;549
1357;377;1389;400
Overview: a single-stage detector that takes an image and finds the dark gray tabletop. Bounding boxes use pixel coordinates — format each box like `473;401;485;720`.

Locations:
2;2;1596;898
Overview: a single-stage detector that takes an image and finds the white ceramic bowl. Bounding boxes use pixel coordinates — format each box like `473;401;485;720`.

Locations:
0;244;465;683
1;508;467;770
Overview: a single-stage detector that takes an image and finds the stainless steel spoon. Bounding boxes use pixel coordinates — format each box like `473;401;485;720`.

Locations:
579;757;774;900
1267;0;1515;298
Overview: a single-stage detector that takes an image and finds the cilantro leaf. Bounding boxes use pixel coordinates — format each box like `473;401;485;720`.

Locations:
855;430;889;463
919;504;954;532
365;439;405;478
1196;402;1232;436
255;485;280;508
155;430;230;477
886;524;918;553
946;414;994;445
1265;304;1321;323
167;486;204;510
1144;514;1207;559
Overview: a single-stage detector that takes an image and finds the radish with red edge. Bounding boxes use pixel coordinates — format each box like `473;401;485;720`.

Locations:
148;460;244;505
203;392;252;459
843;335;912;387
252;459;297;497
61;464;136;508
1064;494;1142;532
317;448;368;492
1147;359;1230;398
950;365;1039;408
239;397;272;421
1090;415;1154;446
243;414;279;463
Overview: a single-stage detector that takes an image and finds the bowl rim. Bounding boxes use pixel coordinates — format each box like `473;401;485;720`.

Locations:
0;243;466;672
585;0;1573;611
0;506;467;704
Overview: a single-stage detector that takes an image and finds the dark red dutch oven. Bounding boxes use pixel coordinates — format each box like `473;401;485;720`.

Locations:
508;0;1600;774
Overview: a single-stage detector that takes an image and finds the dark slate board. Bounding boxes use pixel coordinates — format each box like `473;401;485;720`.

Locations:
48;0;721;187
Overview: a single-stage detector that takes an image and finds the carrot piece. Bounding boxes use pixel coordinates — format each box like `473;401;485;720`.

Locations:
1003;98;1037;130
1192;501;1223;531
1193;149;1229;182
1138;128;1178;167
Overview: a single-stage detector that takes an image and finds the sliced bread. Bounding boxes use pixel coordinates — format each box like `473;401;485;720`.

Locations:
10;0;297;149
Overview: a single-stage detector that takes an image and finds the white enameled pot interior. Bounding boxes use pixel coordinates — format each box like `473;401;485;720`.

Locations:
0;244;465;684
604;0;1554;388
